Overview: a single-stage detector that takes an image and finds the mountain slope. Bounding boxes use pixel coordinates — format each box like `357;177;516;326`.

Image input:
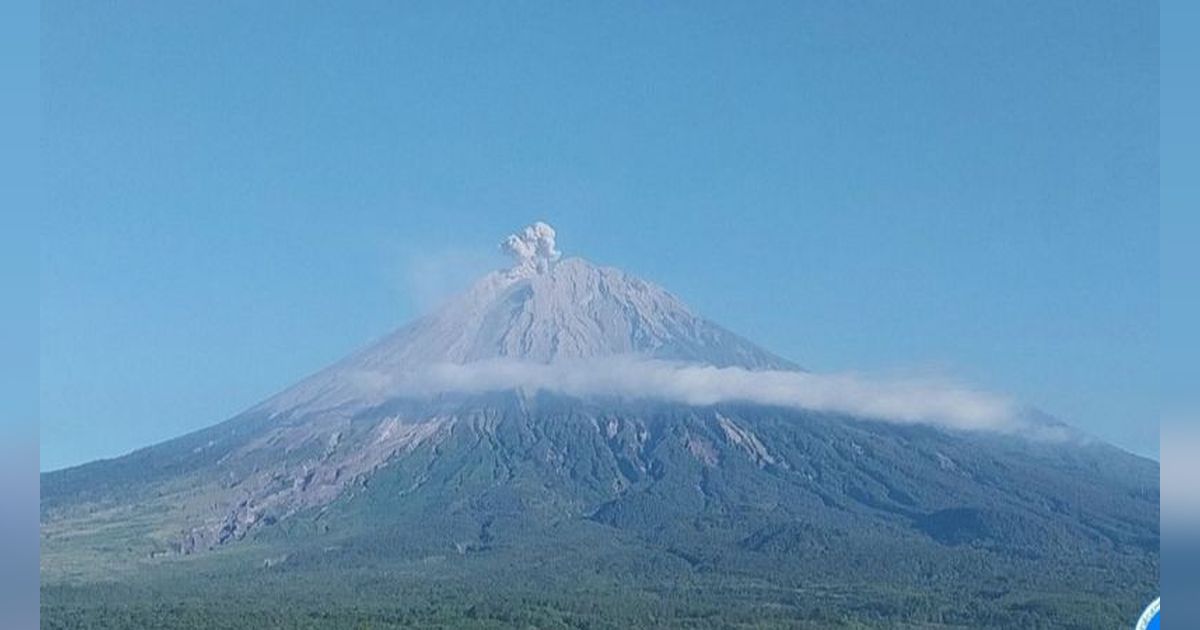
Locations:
40;223;1158;629
264;254;797;418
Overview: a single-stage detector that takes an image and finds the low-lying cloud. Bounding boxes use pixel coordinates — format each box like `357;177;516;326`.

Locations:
364;358;1020;432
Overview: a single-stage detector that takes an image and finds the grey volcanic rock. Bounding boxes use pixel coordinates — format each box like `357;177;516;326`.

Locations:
264;252;795;417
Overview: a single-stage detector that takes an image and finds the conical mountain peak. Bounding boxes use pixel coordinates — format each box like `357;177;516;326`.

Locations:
264;223;795;415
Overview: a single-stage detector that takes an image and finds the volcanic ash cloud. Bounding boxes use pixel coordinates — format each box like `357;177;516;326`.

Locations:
501;221;561;274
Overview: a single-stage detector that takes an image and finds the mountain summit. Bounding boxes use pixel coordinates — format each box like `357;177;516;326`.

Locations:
41;222;1158;629
265;222;795;416
350;220;792;368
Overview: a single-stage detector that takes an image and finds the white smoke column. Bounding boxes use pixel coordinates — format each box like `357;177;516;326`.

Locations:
501;221;561;274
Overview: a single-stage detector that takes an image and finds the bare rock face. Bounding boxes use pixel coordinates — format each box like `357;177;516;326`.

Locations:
171;413;452;553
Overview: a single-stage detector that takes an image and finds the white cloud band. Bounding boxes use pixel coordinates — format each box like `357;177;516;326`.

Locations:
360;357;1019;432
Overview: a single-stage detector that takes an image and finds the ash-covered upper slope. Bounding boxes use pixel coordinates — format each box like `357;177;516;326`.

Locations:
265;222;796;415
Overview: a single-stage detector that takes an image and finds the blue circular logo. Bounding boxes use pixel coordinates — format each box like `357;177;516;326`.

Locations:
1135;597;1159;630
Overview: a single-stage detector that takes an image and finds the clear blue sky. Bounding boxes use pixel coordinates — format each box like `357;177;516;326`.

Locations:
41;1;1158;470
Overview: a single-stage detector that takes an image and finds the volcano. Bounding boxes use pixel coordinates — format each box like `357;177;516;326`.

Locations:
40;223;1158;629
